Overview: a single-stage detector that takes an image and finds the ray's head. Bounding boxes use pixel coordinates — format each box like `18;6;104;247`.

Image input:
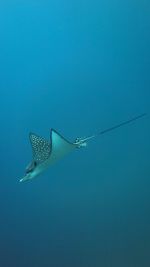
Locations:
19;161;38;182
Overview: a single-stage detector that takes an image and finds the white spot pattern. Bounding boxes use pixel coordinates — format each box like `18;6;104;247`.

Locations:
29;133;51;163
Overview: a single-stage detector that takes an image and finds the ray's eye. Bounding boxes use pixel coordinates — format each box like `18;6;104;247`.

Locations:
26;161;37;174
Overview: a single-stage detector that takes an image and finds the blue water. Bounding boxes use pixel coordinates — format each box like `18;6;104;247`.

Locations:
0;1;150;266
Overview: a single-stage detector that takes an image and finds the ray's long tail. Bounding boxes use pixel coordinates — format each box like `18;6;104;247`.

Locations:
81;113;147;143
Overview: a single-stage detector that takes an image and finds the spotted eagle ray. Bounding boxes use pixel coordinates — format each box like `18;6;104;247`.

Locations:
19;113;146;182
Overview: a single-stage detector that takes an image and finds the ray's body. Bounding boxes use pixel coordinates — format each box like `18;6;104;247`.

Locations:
20;113;146;182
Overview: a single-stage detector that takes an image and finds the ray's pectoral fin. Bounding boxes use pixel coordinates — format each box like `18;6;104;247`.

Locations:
49;129;77;161
29;132;51;163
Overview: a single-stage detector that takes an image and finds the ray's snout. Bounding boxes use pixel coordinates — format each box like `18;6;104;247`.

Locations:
19;172;33;182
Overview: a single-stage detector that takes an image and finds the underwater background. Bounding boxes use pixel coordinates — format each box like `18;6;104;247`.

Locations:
0;0;150;266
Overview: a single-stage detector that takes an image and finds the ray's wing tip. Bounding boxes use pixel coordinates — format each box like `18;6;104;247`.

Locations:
50;128;64;138
29;132;35;141
51;128;57;134
29;132;36;137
